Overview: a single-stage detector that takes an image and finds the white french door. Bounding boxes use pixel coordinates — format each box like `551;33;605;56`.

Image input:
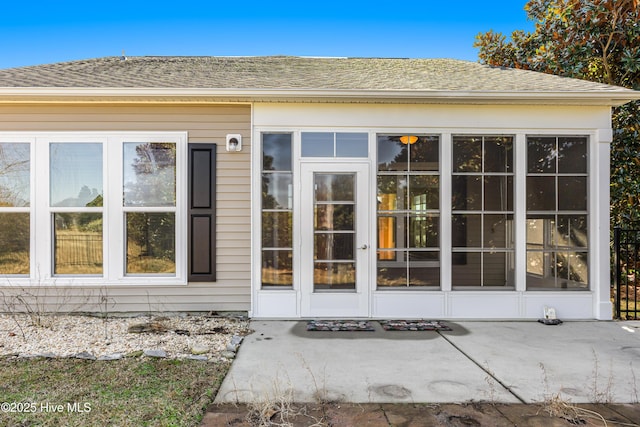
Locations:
300;163;370;317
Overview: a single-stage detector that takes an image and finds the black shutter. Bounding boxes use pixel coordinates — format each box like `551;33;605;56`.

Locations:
188;144;216;282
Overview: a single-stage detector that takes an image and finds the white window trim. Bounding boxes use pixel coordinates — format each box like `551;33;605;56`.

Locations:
0;131;187;287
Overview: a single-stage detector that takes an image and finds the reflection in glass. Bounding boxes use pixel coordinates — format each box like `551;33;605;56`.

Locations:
484;137;513;172
377;175;406;210
262;212;292;248
453;136;482;172
0;143;30;207
315;174;354;201
452;214;481;248
54;213;102;275
409;176;439;210
555;215;588;248
262;133;292;171
262;173;292;209
558;177;587;210
126;212;175;274
558;137;587;173
452;252;481;286
262;250;293;286
315;233;354;260
377;136;408;171
301;132;334;157
0;213;29;274
527;137;557;173
50;143;103;207
452;176;482;210
484;176;513;211
336;133;368;157
483;252;514;286
409;215;439;248
314;262;355;290
526;176;556;211
483;214;513;249
409;136;439;171
315;205;354;231
408;251;440;287
123;142;176;207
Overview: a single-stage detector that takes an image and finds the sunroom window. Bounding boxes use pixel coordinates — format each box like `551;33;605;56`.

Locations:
0;142;30;275
526;136;588;289
451;136;515;288
376;135;440;288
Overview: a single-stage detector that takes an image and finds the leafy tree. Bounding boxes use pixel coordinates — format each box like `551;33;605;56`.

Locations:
475;0;640;227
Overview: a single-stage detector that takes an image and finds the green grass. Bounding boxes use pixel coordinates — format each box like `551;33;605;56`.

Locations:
0;358;230;427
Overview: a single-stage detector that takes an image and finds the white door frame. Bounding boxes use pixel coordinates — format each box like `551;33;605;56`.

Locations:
300;162;371;317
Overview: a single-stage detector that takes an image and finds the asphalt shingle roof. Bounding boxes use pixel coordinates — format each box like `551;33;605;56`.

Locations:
0;56;632;94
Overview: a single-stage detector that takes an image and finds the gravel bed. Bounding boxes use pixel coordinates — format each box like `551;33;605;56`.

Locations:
0;314;251;360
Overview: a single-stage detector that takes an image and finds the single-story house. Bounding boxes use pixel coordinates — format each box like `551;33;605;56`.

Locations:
0;56;638;320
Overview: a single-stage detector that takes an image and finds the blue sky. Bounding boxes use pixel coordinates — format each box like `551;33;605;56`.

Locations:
0;1;533;69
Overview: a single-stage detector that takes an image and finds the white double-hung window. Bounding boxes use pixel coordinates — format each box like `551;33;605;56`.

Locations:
0;132;186;285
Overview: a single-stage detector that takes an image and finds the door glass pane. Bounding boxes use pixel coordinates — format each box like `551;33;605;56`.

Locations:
50;143;103;207
123;142;176;207
126;212;175;274
0;213;29;274
315;174;354;201
0;143;30;207
314;173;356;291
315;205;354;231
54;213;102;275
262;211;292;248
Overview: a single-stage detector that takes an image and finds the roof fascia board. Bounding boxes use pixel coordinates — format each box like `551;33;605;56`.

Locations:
0;87;638;106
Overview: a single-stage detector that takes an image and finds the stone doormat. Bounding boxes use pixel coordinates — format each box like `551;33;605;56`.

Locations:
306;320;376;331
379;320;452;331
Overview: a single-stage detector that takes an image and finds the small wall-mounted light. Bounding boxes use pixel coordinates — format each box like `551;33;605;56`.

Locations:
226;134;242;152
400;135;419;145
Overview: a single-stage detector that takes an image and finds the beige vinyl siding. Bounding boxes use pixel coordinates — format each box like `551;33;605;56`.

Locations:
0;103;252;313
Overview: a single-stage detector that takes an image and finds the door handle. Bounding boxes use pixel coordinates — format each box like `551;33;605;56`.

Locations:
359;244;369;250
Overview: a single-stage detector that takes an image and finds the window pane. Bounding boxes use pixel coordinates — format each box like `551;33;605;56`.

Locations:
54;213;102;275
378;175;406;210
555;215;588;248
262;173;292;209
50;143;103;207
262;250;292;286
483;252;514;286
123;143;176;207
452;214;481;248
527;137;556;173
301;132;333;157
527;216;554;247
409;215;439;248
378;216;397;250
263;133;292;171
453;136;482;172
262;211;292;248
0;213;29;274
558;137;587;173
452;252;481;286
484;214;513;249
126;212;175;274
484;137;513;173
527;176;556;211
452;176;482;210
484;176;513;211
409;176;439;210
410;136;439;171
316;204;354;231
315;174;354;202
0;143;30;207
377;136;408;171
377;250;407;287
409;251;440;287
558;177;587;210
336;133;368;157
